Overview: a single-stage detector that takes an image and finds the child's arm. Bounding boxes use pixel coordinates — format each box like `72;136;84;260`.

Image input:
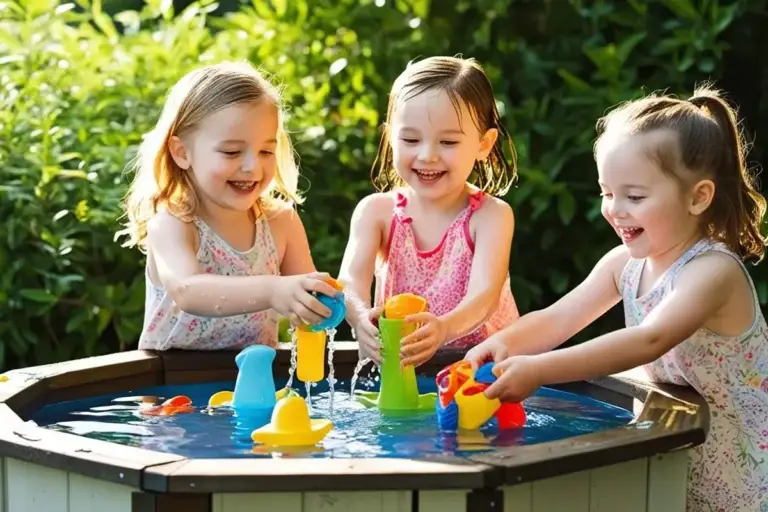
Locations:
487;251;740;401
438;199;516;341
490;245;628;356
148;211;336;320
271;206;318;275
338;194;387;324
338;194;388;362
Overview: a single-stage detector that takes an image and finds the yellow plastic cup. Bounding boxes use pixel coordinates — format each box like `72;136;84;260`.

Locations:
296;326;327;383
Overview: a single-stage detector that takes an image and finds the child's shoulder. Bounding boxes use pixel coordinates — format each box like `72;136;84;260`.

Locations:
473;192;513;218
677;246;746;285
146;209;195;241
352;191;399;221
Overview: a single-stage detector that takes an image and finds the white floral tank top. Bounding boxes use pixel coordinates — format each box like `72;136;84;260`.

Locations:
620;238;768;511
138;216;280;351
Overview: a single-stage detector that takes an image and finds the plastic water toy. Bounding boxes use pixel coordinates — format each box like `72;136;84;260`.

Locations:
232;345;278;411
356;293;436;414
436;360;526;431
295;326;327;383
307;277;346;332
140;395;194;416
251;395;333;447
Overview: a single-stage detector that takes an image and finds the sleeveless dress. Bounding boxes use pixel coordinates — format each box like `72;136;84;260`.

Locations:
138;216;280;351
619;238;768;511
373;191;519;349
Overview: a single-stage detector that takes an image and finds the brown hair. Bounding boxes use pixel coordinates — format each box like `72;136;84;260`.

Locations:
118;61;302;251
371;56;517;196
594;84;767;262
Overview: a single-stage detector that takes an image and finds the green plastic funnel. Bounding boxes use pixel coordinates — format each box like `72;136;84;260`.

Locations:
377;317;420;411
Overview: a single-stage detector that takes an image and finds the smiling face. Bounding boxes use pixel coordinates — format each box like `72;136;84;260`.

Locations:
389;88;495;201
597;130;704;260
170;100;279;214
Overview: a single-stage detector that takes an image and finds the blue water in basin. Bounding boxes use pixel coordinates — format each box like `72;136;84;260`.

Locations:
31;375;635;459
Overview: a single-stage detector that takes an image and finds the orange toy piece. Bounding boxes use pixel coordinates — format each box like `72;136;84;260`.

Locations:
141;395;194;416
326;277;344;291
383;293;427;320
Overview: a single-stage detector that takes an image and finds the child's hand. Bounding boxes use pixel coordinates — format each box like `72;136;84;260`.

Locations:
464;335;509;371
400;312;447;367
354;307;383;364
484;355;542;403
271;272;339;327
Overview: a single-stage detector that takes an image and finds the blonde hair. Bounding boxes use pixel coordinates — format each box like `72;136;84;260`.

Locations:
118;61;302;251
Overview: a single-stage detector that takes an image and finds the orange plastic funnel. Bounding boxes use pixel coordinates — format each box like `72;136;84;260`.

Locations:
383;293;427;320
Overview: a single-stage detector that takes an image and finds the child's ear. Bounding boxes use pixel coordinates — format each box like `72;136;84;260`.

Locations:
689;179;715;216
478;128;498;160
168;135;191;170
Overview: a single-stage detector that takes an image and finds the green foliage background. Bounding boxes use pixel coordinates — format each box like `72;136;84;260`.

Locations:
1;0;766;371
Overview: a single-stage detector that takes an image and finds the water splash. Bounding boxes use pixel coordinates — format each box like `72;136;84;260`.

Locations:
285;327;298;390
305;381;312;410
326;327;337;413
350;357;373;398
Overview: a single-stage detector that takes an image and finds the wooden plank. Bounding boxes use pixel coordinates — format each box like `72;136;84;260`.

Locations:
504;483;532;512
68;472;134;512
589;458;647;511
419;490;466;512
0;457;5;512
4;458;68;512
213;493;302;512
303;491;411;511
531;472;589;512
132;492;211;512
647;450;689;512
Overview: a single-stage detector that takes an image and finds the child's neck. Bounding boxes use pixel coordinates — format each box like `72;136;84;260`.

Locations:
645;232;704;277
408;182;472;217
197;200;257;252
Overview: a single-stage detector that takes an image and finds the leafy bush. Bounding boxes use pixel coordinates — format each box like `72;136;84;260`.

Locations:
1;0;765;370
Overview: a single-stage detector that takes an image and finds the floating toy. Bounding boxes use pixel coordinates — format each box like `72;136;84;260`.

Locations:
307;277;346;332
436;361;526;431
140;395;194;416
232;345;278;411
251;395;333;447
208;387;295;409
356;293;436;414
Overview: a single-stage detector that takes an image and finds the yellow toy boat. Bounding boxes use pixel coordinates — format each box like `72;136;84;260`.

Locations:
251;395;333;447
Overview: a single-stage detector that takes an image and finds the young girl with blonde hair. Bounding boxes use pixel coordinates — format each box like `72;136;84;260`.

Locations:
120;61;337;350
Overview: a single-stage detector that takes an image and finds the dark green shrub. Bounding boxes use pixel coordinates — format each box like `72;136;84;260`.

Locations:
0;0;765;370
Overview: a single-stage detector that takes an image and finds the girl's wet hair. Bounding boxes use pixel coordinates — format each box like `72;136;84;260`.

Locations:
118;61;301;251
594;85;767;262
371;56;517;196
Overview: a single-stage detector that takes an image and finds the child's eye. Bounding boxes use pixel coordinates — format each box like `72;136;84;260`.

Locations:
441;140;459;146
220;150;241;157
260;150;275;156
400;138;419;144
600;192;613;199
628;195;645;202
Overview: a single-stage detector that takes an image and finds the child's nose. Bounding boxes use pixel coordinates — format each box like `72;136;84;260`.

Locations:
418;143;439;163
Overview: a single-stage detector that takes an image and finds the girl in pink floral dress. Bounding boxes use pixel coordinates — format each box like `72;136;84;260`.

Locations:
339;56;520;367
119;61;339;350
466;86;768;510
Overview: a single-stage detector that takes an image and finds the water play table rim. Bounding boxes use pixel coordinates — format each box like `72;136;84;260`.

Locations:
0;342;707;494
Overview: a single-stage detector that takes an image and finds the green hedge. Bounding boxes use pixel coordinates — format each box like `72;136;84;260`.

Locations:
1;0;766;370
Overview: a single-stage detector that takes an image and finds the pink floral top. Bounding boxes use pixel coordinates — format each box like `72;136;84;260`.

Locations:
373;190;519;349
620;238;768;511
138;216;280;351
